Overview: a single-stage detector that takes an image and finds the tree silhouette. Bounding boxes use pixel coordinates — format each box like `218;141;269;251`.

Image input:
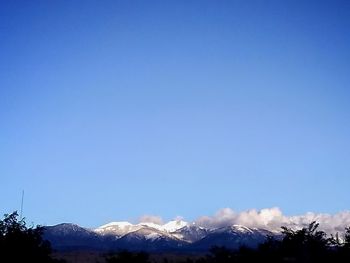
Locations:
334;226;350;260
0;211;64;263
279;221;330;262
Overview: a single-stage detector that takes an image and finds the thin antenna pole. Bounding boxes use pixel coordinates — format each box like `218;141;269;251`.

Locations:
20;190;24;219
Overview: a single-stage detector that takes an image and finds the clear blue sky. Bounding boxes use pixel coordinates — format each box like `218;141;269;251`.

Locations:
1;0;350;227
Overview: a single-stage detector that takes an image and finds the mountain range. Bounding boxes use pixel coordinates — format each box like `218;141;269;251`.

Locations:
43;220;278;252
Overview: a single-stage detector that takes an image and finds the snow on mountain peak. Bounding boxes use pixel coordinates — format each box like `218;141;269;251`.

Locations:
162;220;188;232
95;219;190;237
231;224;254;233
94;219;262;241
95;221;141;236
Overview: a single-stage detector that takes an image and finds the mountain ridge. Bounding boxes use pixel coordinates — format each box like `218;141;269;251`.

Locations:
43;221;277;252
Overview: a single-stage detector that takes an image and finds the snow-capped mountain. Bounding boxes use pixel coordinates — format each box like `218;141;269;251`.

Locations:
94;219;189;236
163;220;189;232
192;225;273;250
43;223;105;251
95;221;142;237
43;221;277;252
171;224;210;243
114;226;187;251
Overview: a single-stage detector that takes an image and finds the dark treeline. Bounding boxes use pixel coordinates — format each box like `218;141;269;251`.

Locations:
105;221;350;263
2;212;350;263
0;212;65;263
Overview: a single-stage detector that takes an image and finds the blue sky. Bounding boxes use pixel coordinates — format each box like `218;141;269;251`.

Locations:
1;0;350;227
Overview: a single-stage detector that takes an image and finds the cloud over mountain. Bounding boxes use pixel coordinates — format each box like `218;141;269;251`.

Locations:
136;208;350;235
195;207;350;234
138;215;164;225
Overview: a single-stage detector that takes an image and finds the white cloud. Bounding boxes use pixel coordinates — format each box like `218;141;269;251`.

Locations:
195;207;350;234
138;215;163;225
174;215;185;221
